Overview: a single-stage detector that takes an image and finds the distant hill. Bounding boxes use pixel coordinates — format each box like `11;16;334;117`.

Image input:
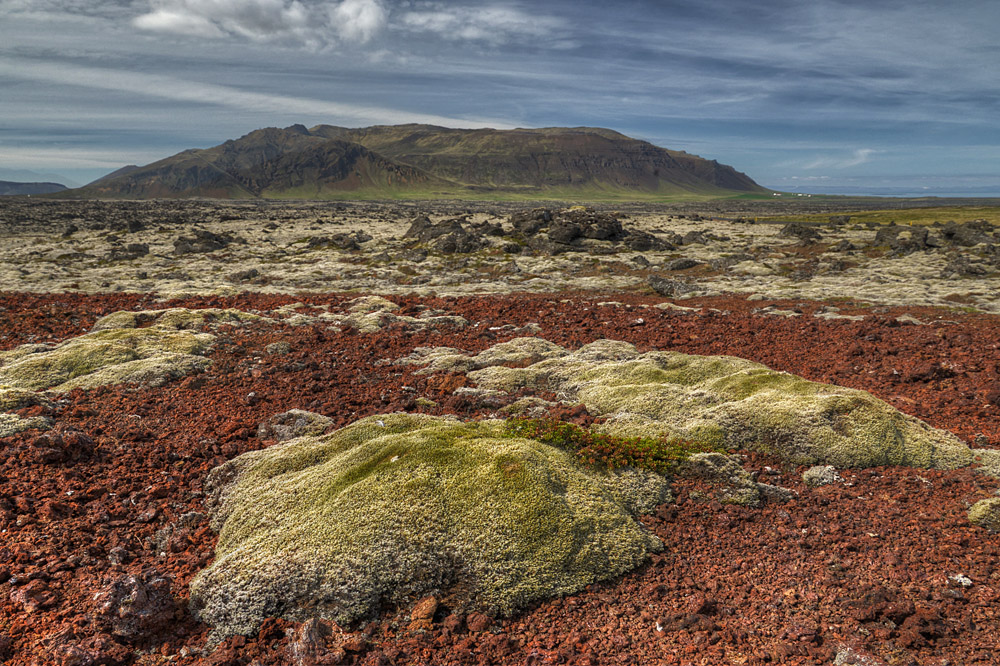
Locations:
0;180;68;196
65;124;768;200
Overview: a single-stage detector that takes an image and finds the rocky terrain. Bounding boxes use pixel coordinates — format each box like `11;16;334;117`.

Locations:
2;198;1000;666
1;198;998;313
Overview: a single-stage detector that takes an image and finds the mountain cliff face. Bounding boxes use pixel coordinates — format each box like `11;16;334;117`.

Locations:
71;124;767;199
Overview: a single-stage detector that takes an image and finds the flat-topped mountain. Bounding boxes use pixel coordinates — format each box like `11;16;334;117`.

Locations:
70;124;768;200
0;180;68;196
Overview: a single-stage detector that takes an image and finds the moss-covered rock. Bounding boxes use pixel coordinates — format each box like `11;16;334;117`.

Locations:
968;497;1000;531
0;326;214;391
257;409;333;442
397;337;568;376
92;307;264;331
415;338;977;472
0;413;51;437
802;465;843;487
0;386;53;412
190;413;668;643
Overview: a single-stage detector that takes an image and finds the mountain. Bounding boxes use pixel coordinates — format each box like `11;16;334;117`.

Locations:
65;124;768;200
0;180;68;196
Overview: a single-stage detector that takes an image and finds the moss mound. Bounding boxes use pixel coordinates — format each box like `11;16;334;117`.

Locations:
968;497;1000;531
190;413;668;642
444;338;974;471
0;326;214;392
0;413;51;437
92;307;264;332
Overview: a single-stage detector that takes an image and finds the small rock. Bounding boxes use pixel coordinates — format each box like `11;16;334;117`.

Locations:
664;257;702;271
258;409;333;442
265;341;292;355
10;579;58;613
410;595;438;622
466;612;493;632
647;276;696;298
780;222;822;243
441;614;464;635
93;570;177;642
948;573;973;588
802;465;843;487
286;618;345;666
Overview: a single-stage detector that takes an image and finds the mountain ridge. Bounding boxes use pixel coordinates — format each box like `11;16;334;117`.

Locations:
64;124;768;200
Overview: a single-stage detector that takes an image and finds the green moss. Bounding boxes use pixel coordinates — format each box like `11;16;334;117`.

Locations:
0;326;214;391
190;413;669;643
92;307;264;331
0;386;52;412
968;497;1000;531
0;413;51;437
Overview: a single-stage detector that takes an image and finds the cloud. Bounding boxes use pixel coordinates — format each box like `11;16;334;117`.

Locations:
399;3;565;45
803;148;879;170
329;0;386;42
0;57;513;129
132;0;386;46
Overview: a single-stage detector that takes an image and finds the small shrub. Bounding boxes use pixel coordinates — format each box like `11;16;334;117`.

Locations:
502;417;721;475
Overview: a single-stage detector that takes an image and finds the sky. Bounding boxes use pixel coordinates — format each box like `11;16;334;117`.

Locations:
1;0;998;195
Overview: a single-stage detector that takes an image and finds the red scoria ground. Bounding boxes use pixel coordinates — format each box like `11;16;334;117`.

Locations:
2;290;1000;666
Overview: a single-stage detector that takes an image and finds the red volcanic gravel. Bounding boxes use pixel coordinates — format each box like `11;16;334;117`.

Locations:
2;290;1000;666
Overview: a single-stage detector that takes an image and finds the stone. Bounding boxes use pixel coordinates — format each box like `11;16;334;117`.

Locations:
411;595;439;622
10;579;58;613
779;223;821;243
466;612;493;632
664;258;702;271
257;409;333;442
93;571;177;642
648;276;697;298
802;465;843;487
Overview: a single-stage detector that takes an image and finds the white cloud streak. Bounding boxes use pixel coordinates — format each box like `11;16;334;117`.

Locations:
803;148;879;170
0;57;513;129
399;4;565;44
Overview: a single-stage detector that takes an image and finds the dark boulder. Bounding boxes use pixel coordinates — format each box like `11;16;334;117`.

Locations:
664;257;702;271
509;208;553;235
779;223;821;243
648;276;698;297
547;220;582;244
173;229;236;255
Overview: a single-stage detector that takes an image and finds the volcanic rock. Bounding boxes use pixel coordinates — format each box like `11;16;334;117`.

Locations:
647;276;697;297
780;222;822;243
93;570;177;642
257;409;333;441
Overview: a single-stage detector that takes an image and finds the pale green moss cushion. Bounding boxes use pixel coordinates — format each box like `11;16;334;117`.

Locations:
190;413;669;642
0;327;213;391
466;339;974;470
